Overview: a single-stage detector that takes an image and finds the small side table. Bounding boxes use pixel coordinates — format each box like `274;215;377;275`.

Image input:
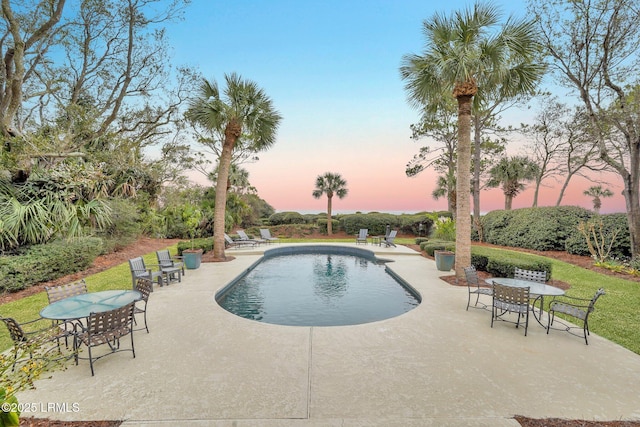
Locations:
372;236;382;246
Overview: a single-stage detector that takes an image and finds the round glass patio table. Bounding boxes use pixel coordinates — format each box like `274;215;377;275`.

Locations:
485;278;565;326
40;290;141;320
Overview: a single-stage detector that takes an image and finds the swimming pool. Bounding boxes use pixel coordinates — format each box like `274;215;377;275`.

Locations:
215;245;421;326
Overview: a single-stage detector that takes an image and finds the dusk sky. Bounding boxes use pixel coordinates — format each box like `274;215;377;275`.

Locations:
168;0;626;214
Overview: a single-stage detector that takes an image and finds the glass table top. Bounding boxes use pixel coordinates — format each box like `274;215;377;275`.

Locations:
40;290;141;320
486;278;565;296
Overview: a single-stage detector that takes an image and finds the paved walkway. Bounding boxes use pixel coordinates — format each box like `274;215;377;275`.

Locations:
20;243;640;426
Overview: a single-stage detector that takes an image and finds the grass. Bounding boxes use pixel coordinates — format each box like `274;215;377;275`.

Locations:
1;241;639;355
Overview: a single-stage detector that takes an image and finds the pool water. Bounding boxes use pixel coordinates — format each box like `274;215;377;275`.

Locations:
216;252;420;326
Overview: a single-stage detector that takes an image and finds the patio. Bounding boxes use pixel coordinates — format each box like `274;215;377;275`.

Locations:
20;243;640;426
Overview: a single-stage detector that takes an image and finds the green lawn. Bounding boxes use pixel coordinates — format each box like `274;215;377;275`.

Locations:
1;241;638;355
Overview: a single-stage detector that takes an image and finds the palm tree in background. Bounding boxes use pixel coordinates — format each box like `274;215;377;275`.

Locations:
312;172;348;236
400;2;543;278
432;173;456;215
186;73;282;259
487;156;539;210
583;185;614;213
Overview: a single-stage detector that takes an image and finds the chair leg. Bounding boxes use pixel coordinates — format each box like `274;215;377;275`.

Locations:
130;329;136;358
88;345;95;376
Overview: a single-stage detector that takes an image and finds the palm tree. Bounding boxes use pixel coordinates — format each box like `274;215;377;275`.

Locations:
400;2;543;278
486;156;539;210
312;172;348;236
186;73;282;259
432;173;456;215
583;185;614;213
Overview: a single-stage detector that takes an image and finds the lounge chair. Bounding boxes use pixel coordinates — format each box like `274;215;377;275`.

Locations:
381;230;397;247
237;230;264;245
224;233;257;248
355;229;368;245
260;228;279;243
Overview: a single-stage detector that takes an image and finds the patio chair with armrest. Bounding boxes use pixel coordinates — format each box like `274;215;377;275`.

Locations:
44;279;89;345
355;229;368;245
74;301;136;376
133;278;153;333
491;282;530;336
546;288;605;345
514;267;547;283
260;228;279;243
1;316;74;370
464;265;492;310
381;230;398;247
45;279;88;303
128;256;167;289
156;249;185;276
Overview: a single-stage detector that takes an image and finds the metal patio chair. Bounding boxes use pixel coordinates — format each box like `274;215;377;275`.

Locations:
133;278;153;333
491;282;531;336
464;265;492;310
74;301;136;376
547;288;605;345
514;267;547;283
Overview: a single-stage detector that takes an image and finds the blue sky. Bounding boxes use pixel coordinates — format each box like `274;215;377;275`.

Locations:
165;0;623;214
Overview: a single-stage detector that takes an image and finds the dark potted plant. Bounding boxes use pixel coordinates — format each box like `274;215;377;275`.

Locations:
181;206;203;269
434;249;455;271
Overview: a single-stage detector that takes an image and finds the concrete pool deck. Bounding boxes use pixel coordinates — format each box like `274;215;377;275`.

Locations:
19;243;640;426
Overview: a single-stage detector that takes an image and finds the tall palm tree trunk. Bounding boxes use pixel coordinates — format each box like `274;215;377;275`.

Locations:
212;122;240;259
455;95;473;279
326;196;333;235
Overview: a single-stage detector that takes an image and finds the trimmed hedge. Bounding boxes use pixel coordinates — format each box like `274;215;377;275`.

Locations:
481;206;592;251
564;213;631;258
339;212;433;236
420;240;455;256
177;237;213;255
471;246;552;280
268;211;305;225
0;237;104;292
481;206;632;259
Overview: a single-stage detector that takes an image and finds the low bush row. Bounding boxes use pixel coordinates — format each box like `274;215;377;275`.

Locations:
480;207;631;259
0;237;104;293
418;240;553;279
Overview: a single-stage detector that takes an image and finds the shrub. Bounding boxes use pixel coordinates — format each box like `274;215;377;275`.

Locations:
481;206;593;251
95;198;141;252
0;237;104;292
268;211;305;225
177;237;213;255
471;246;552;279
431;216;456;241
420;240;454;256
317;219;340;234
415;237;429;245
565;213;631;259
339;213;403;235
